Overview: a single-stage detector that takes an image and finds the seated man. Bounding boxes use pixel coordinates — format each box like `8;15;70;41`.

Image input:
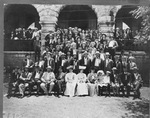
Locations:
18;67;32;98
7;67;20;98
55;67;66;97
40;66;56;96
131;67;143;100
110;67;121;97
30;66;43;96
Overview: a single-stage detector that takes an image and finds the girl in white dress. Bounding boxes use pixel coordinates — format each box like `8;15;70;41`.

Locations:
76;66;88;96
64;66;77;97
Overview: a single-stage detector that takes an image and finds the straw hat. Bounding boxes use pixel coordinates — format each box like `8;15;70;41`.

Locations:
132;67;139;71
97;70;105;75
106;71;111;74
67;65;74;70
112;67;117;71
79;66;86;70
129;56;135;60
47;66;52;69
105;52;110;55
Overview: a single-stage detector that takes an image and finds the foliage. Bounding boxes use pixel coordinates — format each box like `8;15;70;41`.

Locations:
130;6;150;43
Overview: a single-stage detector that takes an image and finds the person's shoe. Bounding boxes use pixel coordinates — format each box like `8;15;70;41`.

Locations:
137;97;142;100
20;94;24;99
48;93;52;96
6;95;11;99
132;97;136;100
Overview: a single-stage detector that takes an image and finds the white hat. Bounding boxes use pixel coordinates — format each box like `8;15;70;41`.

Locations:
112;67;117;70
79;66;86;70
60;53;66;56
106;71;111;74
97;70;105;75
84;51;88;55
47;66;52;69
132;67;139;70
105;52;110;55
67;65;74;70
96;51;100;54
129;56;135;60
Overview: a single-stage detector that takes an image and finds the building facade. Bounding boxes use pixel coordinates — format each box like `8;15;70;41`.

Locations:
4;4;142;40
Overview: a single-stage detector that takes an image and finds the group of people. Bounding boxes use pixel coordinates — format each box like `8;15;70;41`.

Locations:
10;27;40;40
6;26;143;100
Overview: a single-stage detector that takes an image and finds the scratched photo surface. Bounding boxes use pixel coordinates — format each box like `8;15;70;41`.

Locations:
3;3;150;118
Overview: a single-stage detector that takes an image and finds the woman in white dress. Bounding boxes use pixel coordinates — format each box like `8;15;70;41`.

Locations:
64;66;77;97
87;68;97;96
95;70;105;96
76;66;88;96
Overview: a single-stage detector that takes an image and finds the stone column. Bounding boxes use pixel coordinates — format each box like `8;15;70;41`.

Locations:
92;5;122;37
92;5;113;37
34;4;63;39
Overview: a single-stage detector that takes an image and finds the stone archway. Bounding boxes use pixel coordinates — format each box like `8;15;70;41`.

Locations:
115;5;142;31
4;4;40;38
57;5;97;30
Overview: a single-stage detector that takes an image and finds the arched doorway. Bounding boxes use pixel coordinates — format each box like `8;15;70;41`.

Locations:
4;4;40;39
115;5;142;32
57;5;97;30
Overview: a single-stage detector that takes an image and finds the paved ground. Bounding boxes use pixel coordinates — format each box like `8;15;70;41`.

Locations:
3;85;150;118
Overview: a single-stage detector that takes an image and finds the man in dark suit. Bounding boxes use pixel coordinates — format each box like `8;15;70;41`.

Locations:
7;67;20;98
22;54;34;72
104;52;113;73
43;52;55;72
91;51;104;73
25;28;33;40
59;53;68;73
79;51;91;75
29;66;43;96
119;56;132;97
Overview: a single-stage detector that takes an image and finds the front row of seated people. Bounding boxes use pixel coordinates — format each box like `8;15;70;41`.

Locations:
7;64;142;100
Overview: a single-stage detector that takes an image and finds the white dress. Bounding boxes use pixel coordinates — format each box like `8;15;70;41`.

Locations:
64;72;77;97
76;73;88;96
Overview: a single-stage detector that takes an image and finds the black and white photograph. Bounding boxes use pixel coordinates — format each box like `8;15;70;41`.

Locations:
3;3;150;118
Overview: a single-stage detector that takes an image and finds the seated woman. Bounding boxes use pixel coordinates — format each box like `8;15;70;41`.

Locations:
87;68;97;97
64;66;77;97
95;70;105;96
103;71;111;97
76;66;88;96
18;67;32;98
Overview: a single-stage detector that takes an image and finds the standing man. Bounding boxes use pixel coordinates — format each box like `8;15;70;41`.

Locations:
79;51;91;75
40;66;56;96
104;52;113;73
22;54;34;72
43;52;55;72
108;36;118;64
33;34;41;62
92;51;104;73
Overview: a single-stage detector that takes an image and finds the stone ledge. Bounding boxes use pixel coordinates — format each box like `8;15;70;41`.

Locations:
4;51;35;54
